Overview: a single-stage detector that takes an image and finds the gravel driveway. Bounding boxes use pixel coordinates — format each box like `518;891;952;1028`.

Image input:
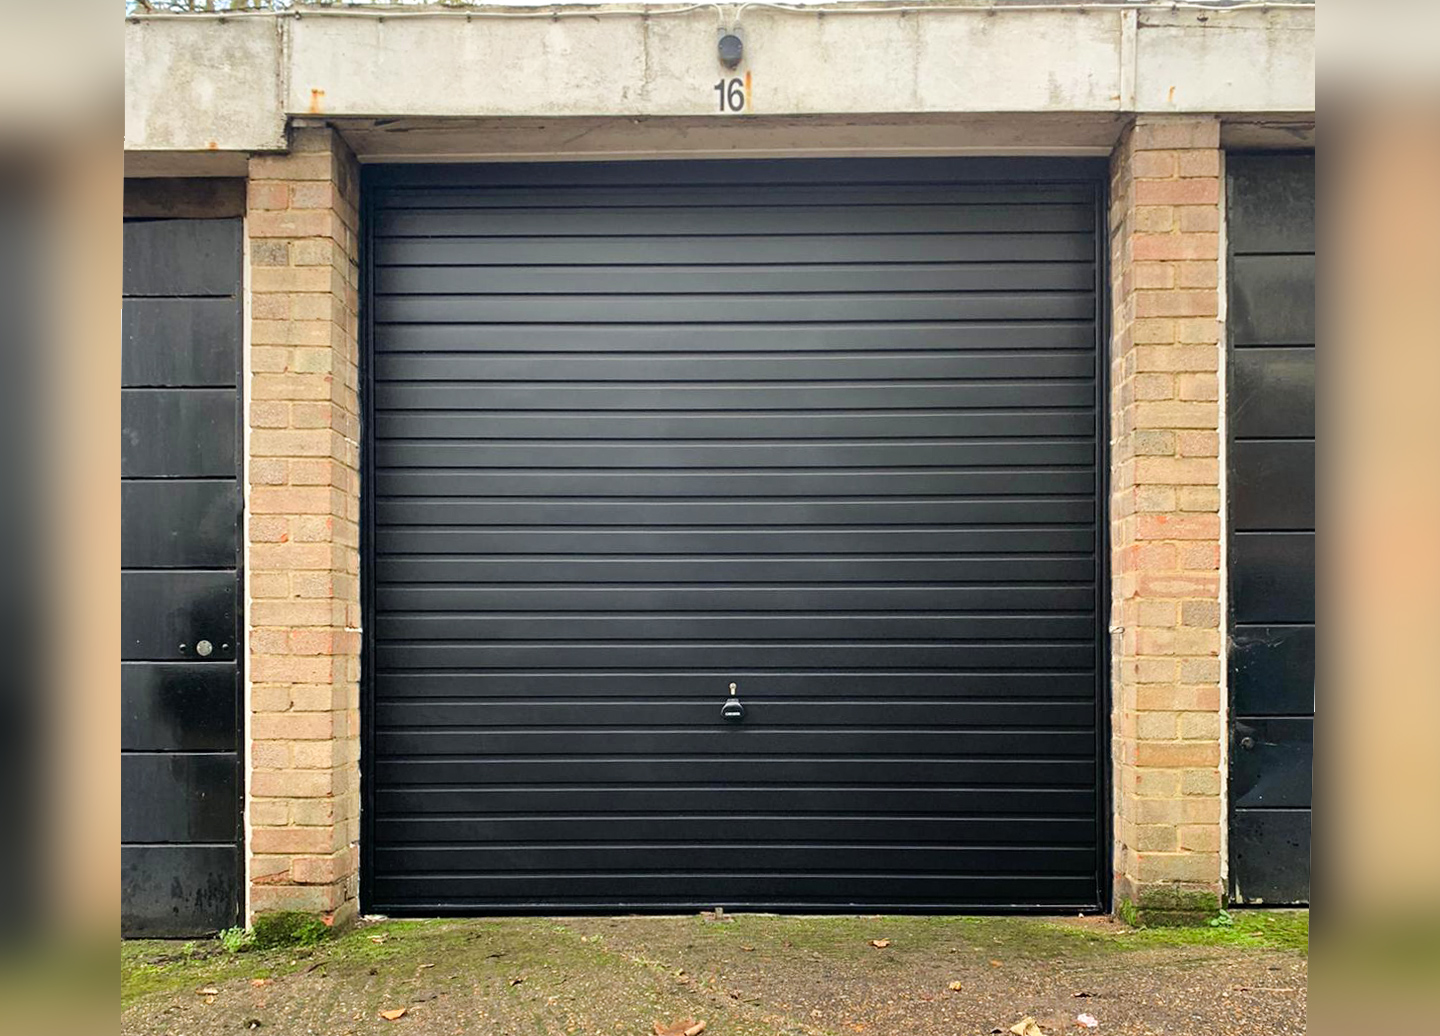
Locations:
122;911;1307;1036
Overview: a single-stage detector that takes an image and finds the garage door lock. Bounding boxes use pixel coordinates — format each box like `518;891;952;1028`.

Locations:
722;682;746;723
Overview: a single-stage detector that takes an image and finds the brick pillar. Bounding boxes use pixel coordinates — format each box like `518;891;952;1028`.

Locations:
1108;117;1225;923
245;126;362;926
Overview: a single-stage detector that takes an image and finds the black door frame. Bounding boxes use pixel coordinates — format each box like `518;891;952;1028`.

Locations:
357;156;1112;915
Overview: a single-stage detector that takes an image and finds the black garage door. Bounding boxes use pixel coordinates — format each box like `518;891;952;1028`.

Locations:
363;159;1106;913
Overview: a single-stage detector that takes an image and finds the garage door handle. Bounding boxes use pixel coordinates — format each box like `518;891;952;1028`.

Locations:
722;682;747;723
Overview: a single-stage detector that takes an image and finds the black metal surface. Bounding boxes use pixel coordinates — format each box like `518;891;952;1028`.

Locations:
1232;718;1313;808
122;664;239;752
1226;153;1314;905
122;846;241;938
122;481;240;569
121;217;243;936
122;753;241;842
1229;809;1311;906
121;571;238;661
363;158;1107;913
121;389;237;478
1229;626;1315;716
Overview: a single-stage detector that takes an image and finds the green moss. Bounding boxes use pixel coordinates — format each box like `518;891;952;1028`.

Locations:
1116;897;1140;927
251;911;331;950
1116;888;1223;927
1097;909;1308;952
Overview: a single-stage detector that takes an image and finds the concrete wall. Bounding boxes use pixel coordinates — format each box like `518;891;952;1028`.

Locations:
125;3;1313;165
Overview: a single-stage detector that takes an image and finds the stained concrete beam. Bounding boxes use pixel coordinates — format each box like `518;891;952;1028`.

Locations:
124;4;1314;165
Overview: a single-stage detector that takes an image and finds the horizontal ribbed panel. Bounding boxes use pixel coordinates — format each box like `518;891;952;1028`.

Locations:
366;159;1104;913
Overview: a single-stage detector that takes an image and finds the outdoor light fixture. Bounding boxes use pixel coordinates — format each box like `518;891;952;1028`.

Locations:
718;30;744;69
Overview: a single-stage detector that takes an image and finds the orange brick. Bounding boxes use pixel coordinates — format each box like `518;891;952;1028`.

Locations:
1136;513;1221;541
1175;260;1218;289
1133;345;1219;372
1178;373;1219;401
1136;572;1220;599
1177;206;1220;232
1132;262;1175;289
1133;456;1218;485
1177;486;1220;512
1135;741;1220;768
1176;318;1221;344
1179;542;1220;570
1134;289;1218;318
1137;684;1221;712
1132;233;1219;262
1177;431;1219;456
1131;403;1217;430
249;768;335;799
1131;119;1219;151
1133;206;1175;233
1134;178;1220;206
1176;150;1221;178
247;181;289;210
251;400;290;428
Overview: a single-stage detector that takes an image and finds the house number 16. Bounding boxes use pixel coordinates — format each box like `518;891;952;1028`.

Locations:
714;73;751;113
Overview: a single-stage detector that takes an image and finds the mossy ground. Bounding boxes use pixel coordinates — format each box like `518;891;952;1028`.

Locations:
122;912;1307;1035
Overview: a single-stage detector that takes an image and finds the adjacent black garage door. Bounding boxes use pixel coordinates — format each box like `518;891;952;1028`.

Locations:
1226;153;1314;904
122;212;244;935
363;159;1107;913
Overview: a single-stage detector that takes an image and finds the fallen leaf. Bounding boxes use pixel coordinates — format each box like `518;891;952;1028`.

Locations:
250;978;273;987
244;1020;263;1030
379;1007;408;1021
653;1018;705;1036
509;976;525;986
369;935;387;944
417;963;435;970
990;959;1004;967
741;945;755;952
1076;1014;1099;1030
1010;1018;1045;1036
869;939;891;949
1071;992;1094;998
195;987;219;996
948;981;964;991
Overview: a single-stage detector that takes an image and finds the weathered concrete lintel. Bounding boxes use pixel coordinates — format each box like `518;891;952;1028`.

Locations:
125;3;1314;162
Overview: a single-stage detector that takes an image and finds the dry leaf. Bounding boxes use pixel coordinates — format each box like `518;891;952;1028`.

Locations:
1010;1018;1045;1036
509;976;525;986
1075;1014;1099;1030
741;945;755;952
369;935;387;944
990;959;1003;967
417;963;435;970
653;1018;705;1036
195;987;219;996
948;981;964;991
249;978;272;987
869;939;891;949
379;1007;408;1021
